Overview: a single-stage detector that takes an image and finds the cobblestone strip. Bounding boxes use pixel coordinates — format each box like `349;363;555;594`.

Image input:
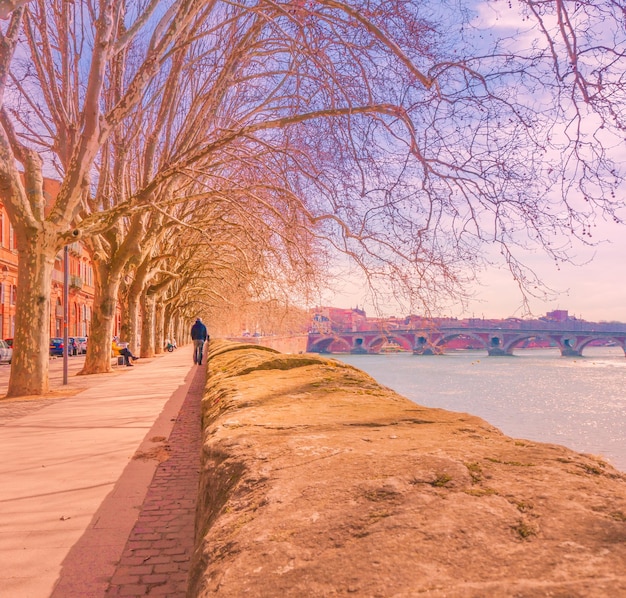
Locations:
105;365;205;597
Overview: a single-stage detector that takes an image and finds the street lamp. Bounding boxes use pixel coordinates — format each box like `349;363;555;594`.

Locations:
63;245;69;385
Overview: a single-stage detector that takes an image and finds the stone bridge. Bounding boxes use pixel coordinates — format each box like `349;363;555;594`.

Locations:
307;327;626;357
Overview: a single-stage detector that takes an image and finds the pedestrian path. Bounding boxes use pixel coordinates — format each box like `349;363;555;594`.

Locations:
103;367;204;597
0;346;203;598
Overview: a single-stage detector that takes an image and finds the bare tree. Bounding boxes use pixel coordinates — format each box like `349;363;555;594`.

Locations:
2;0;625;396
0;0;213;395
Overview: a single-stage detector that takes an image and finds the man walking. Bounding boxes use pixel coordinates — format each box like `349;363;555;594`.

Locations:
190;317;208;365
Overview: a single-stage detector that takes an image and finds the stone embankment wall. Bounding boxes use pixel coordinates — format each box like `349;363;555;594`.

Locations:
188;340;626;597
226;335;308;354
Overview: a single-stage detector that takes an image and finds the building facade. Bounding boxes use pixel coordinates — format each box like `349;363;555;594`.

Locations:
0;208;18;340
0;179;96;341
49;242;95;339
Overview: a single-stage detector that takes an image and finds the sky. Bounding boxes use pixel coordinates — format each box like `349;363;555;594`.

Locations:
326;1;626;325
327;216;626;323
465;224;626;322
463;2;626;323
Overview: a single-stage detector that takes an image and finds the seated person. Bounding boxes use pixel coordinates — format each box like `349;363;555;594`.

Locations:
112;337;139;366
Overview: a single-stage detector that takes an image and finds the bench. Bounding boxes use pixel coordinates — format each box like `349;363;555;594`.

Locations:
112;355;125;366
112;341;129;366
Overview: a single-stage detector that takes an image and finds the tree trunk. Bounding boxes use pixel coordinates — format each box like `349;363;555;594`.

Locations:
163;303;173;347
119;286;131;343
174;313;184;346
126;286;142;355
6;239;56;397
155;299;165;354
140;291;156;358
80;263;120;374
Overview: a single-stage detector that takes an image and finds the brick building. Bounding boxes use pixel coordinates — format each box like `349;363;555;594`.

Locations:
0;178;96;341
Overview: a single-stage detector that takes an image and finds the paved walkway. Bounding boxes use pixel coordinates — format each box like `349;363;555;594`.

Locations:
0;346;204;598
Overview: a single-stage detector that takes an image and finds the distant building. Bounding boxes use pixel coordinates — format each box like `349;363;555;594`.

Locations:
310;307;366;333
309;305;626;338
50;241;95;338
545;309;570;323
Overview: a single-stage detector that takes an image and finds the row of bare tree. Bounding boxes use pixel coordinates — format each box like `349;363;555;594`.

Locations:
0;0;624;397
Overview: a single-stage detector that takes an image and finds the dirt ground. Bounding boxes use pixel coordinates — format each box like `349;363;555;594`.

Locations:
188;341;626;598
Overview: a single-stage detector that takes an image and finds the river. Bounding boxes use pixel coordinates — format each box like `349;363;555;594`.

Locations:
335;347;626;473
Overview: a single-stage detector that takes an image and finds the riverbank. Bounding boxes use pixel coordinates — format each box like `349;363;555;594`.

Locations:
189;340;626;597
337;348;626;473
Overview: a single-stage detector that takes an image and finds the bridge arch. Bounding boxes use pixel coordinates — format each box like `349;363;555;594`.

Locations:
434;332;490;353
574;336;626;356
503;334;559;354
368;334;412;353
308;335;352;354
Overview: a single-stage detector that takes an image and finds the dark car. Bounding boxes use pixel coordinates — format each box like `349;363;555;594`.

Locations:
4;338;13;348
49;337;64;356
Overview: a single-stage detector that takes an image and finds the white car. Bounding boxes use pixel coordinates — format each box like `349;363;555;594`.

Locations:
75;336;88;354
0;339;12;364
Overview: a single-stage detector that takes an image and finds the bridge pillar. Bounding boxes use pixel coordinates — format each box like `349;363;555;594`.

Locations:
487;347;513;356
560;347;583;357
487;335;512;356
413;347;443;355
350;337;368;354
412;336;442;355
560;336;582;357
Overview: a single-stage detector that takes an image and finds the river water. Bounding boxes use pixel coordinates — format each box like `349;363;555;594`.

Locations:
335;347;626;473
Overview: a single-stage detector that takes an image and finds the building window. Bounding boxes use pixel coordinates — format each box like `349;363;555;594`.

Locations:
10;285;16;305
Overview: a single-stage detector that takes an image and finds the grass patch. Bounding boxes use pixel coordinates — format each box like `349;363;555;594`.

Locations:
464;487;497;497
368;509;393;521
363;489;399;502
580;464;604;475
401;418;435;425
237;356;324;375
610;511;626;522
430;474;452;487
510;499;534;513
464;462;482;483
486;457;535;467
512;520;537;540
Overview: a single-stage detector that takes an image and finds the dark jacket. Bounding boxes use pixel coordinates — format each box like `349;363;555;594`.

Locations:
190;320;208;341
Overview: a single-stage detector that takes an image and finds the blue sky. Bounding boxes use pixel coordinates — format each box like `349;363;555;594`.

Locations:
327;0;626;324
328;218;626;323
460;1;626;323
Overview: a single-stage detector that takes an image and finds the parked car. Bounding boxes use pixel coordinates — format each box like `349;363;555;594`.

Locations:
49;337;64;356
0;339;12;364
4;338;13;348
74;336;88;354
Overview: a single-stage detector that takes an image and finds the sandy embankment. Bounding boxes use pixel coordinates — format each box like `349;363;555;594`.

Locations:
188;340;626;597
